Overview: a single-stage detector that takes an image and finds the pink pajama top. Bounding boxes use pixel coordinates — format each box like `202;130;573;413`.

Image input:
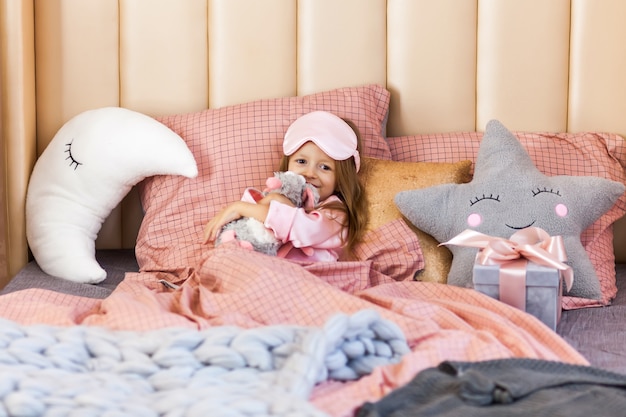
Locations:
241;188;347;261
265;196;347;261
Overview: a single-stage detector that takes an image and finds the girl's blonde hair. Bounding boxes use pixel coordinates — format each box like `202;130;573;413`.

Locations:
278;119;368;257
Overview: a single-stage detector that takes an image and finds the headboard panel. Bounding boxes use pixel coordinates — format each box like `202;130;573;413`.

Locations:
2;0;625;283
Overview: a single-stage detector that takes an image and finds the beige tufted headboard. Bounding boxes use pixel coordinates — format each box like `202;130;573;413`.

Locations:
1;0;625;286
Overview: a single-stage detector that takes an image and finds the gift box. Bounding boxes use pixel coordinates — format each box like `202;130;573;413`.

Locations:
473;260;563;330
442;227;573;331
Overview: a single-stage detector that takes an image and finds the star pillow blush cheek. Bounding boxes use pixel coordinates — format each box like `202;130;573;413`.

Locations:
467;213;482;227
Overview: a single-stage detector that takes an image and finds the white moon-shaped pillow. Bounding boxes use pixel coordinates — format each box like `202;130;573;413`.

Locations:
26;107;198;283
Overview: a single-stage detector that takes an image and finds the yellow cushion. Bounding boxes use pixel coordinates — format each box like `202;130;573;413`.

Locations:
360;157;472;284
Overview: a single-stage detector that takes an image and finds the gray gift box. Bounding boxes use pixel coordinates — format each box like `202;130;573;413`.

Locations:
473;260;563;330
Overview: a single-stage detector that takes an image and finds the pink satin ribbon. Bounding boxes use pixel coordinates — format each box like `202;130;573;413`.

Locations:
442;227;574;310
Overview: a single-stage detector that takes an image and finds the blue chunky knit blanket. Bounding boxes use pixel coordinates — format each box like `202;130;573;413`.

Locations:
0;309;408;417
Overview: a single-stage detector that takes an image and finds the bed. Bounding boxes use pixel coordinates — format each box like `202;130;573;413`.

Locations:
1;1;626;416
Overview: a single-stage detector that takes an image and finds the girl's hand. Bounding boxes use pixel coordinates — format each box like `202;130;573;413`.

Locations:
203;201;246;244
203;200;274;244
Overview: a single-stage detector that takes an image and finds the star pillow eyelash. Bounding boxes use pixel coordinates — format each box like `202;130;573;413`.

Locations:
395;119;625;301
470;194;501;206
533;187;562;197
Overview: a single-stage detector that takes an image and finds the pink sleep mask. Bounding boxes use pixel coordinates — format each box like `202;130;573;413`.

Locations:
283;111;360;172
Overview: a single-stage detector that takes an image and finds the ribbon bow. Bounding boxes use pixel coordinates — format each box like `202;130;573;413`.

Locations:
442;227;573;310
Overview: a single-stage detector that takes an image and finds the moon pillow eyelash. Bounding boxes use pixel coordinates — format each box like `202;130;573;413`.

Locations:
65;140;83;170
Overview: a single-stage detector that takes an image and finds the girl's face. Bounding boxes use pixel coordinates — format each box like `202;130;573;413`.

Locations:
287;141;337;201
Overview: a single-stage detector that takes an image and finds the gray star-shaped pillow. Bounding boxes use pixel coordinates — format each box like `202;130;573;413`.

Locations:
395;119;625;300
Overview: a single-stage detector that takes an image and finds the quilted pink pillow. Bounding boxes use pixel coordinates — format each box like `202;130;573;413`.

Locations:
388;132;626;308
136;84;391;273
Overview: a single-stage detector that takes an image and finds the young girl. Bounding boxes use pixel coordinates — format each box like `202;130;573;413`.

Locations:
203;110;367;261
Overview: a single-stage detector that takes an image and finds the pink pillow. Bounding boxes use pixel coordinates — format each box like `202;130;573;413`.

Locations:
388;132;626;308
136;84;391;273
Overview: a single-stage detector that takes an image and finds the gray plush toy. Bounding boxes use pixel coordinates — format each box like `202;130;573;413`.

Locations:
217;171;319;256
395;119;625;300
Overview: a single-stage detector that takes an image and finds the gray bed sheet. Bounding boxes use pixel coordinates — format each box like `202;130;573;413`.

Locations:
557;263;626;374
1;249;137;299
2;251;625;374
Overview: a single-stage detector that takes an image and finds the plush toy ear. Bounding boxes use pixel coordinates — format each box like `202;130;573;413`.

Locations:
264;176;283;192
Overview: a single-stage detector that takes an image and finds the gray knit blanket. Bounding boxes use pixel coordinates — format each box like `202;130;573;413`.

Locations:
0;309;408;417
357;358;626;417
